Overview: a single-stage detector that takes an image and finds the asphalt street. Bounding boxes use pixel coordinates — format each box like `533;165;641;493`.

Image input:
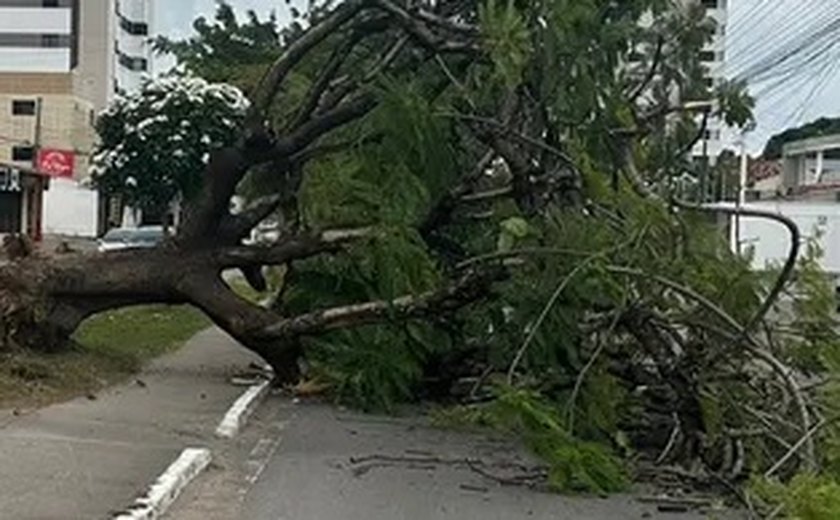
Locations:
168;398;745;520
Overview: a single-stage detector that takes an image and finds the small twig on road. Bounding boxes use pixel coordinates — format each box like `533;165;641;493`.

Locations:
348;453;548;487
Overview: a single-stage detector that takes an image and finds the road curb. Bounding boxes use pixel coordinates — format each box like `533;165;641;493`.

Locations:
113;447;211;520
215;379;272;439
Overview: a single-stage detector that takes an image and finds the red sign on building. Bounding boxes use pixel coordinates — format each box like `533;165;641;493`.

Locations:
37;149;75;178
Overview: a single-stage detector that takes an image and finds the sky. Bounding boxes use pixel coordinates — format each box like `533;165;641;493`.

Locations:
155;0;840;154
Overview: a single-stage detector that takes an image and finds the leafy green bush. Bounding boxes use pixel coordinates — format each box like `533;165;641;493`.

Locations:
433;389;628;495
752;474;840;520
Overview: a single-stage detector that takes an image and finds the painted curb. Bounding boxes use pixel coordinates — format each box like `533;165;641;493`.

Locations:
215;379;272;439
113;447;211;520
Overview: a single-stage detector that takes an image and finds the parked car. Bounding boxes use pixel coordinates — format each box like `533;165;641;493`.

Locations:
97;226;166;253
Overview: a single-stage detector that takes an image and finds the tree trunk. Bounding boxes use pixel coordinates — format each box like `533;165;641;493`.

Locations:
0;247;183;351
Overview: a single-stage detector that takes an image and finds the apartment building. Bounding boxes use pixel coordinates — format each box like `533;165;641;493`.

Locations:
697;0;728;161
0;0;153;180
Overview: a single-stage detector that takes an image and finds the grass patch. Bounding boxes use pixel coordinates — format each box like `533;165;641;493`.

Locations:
0;305;209;410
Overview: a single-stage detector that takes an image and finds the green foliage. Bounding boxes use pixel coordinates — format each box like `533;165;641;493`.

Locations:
311;326;424;412
497;217;533;252
431;388;630;495
715;80;756;129
300;79;458;229
153;2;282;89
92;75;248;212
479;0;531;88
751;474;840;520
493;389;628;494
785;235;840;372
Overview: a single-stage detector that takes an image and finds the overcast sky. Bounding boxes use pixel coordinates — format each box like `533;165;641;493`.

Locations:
155;0;840;154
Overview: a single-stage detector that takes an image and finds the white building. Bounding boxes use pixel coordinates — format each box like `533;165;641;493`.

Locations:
114;0;155;97
781;133;840;202
637;1;728;162
0;0;155;238
0;1;77;73
697;0;728;161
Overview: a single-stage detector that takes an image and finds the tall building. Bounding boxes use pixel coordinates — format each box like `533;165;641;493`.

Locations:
697;0;728;162
0;0;154;180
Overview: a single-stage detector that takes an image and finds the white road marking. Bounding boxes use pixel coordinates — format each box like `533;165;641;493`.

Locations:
215;379;272;439
249;438;275;459
113;447;212;520
241;420;288;493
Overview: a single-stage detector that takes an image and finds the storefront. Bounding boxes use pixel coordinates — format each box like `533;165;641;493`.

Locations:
0;163;48;241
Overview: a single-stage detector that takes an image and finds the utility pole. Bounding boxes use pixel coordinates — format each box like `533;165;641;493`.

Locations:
32;97;43;169
736;136;748;255
701;132;709;202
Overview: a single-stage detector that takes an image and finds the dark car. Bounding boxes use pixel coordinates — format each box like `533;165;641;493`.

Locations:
97;226;165;253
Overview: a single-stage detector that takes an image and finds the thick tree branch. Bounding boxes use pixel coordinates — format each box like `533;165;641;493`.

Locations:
371;0;478;52
213;228;373;269
315;34;410;116
413;6;479;36
443;111;576;166
250;0;368;118
219;194;283;242
260;268;502;338
274;94;379;157
287;34;363;132
420;150;495;237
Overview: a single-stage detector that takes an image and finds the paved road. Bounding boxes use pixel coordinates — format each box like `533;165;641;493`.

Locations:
0;328;259;520
169;398;744;520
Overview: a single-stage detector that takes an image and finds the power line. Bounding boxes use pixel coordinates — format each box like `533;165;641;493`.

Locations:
725;0;791;49
726;0;835;70
734;17;840;83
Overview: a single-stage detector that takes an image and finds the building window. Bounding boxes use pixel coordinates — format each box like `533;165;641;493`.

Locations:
0;33;70;48
43;0;60;7
12;146;34;162
41;34;61;48
119;15;149;36
701;0;718;8
11;100;36;116
118;52;148;72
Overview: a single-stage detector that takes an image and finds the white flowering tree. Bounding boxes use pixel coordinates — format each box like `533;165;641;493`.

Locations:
92;75;249;220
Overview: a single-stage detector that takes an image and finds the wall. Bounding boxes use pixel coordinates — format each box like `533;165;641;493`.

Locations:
732;201;840;275
73;0;114;112
42;178;98;237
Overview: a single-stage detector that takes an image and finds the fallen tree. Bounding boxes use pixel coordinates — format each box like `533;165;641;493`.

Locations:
3;0;839;509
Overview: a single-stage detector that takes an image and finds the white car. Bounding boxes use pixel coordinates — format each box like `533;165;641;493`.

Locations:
97;226;166;253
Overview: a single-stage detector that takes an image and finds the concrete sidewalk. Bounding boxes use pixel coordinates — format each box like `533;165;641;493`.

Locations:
0;328;259;520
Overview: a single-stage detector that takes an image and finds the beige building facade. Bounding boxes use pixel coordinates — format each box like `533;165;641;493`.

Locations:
0;87;95;176
0;0;153;180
